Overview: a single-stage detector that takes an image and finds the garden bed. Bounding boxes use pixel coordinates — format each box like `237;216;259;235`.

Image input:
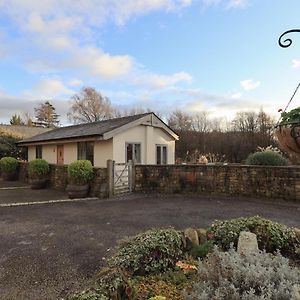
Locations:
69;216;300;300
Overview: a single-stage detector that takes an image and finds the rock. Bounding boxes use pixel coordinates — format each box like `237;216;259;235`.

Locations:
294;228;300;241
184;228;199;246
237;231;259;256
196;228;207;245
179;231;187;249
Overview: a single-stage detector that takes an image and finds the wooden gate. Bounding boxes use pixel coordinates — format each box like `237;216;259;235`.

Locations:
113;161;133;195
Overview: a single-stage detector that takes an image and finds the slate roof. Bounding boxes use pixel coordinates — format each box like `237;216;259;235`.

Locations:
18;113;150;144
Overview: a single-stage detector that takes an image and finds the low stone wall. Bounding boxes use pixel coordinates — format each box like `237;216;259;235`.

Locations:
18;162;108;198
134;164;300;201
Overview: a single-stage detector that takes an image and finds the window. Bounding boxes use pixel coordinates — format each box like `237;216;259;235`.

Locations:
156;145;167;165
126;143;141;163
36;145;42;159
77;142;94;165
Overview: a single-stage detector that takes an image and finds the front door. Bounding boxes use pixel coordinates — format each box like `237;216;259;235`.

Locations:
57;145;64;165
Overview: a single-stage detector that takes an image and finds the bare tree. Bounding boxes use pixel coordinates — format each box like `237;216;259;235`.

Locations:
232;111;258;132
257;109;275;136
168;110;193;131
22;112;34;126
68;87;114;123
192;111;211;133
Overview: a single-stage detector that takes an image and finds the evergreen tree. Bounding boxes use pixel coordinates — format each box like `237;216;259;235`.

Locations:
34;101;60;128
9;114;25;125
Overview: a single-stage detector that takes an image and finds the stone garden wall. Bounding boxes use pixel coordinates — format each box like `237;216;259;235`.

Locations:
18;162;108;198
134;164;300;201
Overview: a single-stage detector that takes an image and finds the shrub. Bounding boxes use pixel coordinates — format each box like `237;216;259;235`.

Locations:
69;288;109;300
69;268;128;300
190;241;214;259
0;156;18;173
245;151;288;166
207;216;298;255
129;269;197;300
68;160;93;185
279;106;300;126
185;247;300;300
109;228;183;275
28;159;49;178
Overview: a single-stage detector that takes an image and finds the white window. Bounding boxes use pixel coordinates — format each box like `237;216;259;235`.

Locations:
156;145;167;165
126;143;141;163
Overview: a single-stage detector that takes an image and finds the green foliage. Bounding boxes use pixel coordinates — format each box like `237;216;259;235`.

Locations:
10;114;25;125
69;288;109;300
207;216;298;255
109;228;183;275
245;151;288;166
68;160;93;185
69;268;127;300
190;241;214;259
0;156;18;173
185;247;300;300
129;269;197;300
0;132;22;159
279;107;300;126
28;159;49;178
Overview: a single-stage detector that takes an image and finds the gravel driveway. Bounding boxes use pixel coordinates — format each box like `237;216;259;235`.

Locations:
0;193;299;299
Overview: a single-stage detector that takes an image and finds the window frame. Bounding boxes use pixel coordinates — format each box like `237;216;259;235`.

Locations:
77;141;94;165
156;144;167;165
35;145;42;159
125;142;141;163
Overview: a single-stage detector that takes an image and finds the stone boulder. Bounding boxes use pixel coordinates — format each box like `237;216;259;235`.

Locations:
237;231;259;256
196;228;207;245
294;228;300;241
184;228;199;246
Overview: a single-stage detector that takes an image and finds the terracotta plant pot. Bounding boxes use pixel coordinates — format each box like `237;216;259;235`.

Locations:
1;171;17;181
30;178;48;190
66;184;89;199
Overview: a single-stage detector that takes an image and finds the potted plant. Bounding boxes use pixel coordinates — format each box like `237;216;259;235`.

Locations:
0;157;19;181
66;160;93;199
28;159;50;189
275;107;300;160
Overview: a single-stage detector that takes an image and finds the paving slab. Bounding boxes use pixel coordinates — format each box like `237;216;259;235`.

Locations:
0;193;299;299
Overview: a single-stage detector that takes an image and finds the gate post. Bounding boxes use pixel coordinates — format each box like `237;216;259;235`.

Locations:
107;159;114;198
128;160;133;192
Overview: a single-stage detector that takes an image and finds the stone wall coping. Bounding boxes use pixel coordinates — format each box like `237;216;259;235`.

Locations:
135;163;300;170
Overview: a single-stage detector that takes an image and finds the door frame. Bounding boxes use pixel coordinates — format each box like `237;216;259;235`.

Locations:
57;145;64;165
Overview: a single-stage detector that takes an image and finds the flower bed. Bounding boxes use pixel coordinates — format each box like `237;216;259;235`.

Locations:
68;217;300;300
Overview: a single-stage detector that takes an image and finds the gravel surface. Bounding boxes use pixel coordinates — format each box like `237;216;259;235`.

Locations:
0;192;299;299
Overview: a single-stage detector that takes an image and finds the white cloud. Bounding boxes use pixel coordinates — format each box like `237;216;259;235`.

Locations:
202;0;250;9
292;59;300;69
0;1;195;82
134;71;192;89
33;78;74;98
240;79;261;91
226;0;249;9
0;0;193;28
231;92;243;99
68;79;83;87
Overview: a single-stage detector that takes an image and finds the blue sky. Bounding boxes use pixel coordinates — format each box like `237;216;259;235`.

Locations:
1;0;300;124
